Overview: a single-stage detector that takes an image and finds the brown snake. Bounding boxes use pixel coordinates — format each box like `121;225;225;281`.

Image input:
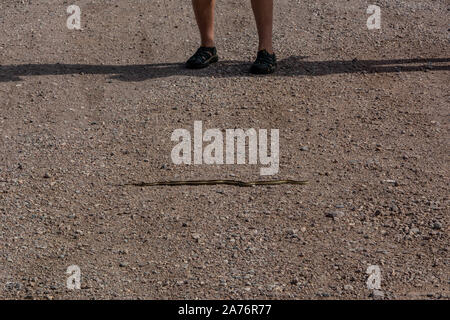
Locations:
124;179;309;187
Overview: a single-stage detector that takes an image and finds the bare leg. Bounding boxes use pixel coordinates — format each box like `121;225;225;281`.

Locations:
250;0;274;53
192;0;216;47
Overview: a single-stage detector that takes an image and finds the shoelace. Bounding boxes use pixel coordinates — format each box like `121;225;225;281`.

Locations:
255;52;274;65
193;48;213;61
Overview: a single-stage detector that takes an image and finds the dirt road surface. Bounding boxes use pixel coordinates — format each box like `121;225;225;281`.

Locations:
0;0;449;299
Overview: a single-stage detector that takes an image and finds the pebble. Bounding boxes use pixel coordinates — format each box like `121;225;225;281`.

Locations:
325;211;345;219
383;179;398;186
316;292;330;297
344;284;354;291
432;222;442;230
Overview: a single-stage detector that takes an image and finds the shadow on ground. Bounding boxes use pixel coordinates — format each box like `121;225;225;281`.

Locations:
1;57;449;82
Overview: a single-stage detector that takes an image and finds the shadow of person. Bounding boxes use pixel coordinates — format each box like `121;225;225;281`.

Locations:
0;56;449;82
277;56;450;77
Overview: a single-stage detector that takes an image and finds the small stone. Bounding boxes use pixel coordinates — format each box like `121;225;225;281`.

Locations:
300;146;309;151
119;262;129;267
269;284;283;292
43;172;51;179
389;204;399;212
316;292;330;297
192;233;201;241
344;284;353;291
431;222;442;230
325;211;345;219
383;179;398;186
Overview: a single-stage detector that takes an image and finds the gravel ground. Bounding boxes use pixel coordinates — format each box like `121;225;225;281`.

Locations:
0;0;449;300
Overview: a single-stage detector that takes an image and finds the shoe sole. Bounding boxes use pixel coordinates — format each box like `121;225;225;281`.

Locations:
186;55;219;69
249;64;277;75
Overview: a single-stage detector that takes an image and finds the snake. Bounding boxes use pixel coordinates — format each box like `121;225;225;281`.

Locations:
124;179;308;187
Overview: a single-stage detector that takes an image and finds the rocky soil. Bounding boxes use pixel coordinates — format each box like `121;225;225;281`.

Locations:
0;0;448;299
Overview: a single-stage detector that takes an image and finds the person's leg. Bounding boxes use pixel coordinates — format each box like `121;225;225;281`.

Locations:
192;0;216;48
186;0;218;69
251;0;273;54
249;0;276;74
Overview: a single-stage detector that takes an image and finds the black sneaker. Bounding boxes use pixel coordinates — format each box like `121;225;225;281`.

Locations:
186;47;219;69
250;49;277;74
